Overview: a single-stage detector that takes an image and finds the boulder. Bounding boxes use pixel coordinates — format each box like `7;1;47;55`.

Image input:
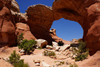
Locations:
59;44;70;51
46;45;53;49
35;63;40;66
52;42;58;49
42;61;50;67
36;39;48;48
55;46;60;51
19;49;25;53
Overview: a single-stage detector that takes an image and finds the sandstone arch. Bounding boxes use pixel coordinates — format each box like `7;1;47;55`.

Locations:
52;0;100;55
26;0;100;55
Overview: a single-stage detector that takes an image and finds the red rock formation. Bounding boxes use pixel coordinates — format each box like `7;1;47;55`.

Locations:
26;0;100;55
0;0;16;47
77;51;100;67
16;23;36;40
50;29;71;44
52;0;100;55
26;5;54;45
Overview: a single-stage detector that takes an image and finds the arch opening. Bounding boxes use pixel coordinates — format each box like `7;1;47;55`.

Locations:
50;18;83;41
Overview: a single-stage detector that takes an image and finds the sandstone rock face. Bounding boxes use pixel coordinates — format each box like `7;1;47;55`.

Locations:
77;51;100;67
16;23;36;40
0;0;16;47
11;0;20;12
59;44;70;51
26;5;54;45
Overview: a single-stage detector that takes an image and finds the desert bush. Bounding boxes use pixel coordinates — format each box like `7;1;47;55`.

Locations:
71;41;89;61
75;51;89;61
14;59;29;67
43;50;56;56
18;39;37;54
57;61;65;66
70;63;78;67
17;33;24;44
8;50;20;64
8;50;29;67
58;41;64;46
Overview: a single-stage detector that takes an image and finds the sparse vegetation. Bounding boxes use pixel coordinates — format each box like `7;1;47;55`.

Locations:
43;50;56;56
17;33;24;44
38;47;42;49
8;50;20;64
57;61;65;66
14;59;29;67
71;40;89;61
70;63;78;67
58;41;64;46
18;39;37;54
75;51;89;61
8;50;29;67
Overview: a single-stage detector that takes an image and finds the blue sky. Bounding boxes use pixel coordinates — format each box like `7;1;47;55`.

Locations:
16;0;83;41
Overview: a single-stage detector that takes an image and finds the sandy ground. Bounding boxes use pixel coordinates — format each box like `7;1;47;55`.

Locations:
1;46;100;67
0;47;73;67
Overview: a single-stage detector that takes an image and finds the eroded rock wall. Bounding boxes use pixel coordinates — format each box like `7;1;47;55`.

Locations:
0;0;16;47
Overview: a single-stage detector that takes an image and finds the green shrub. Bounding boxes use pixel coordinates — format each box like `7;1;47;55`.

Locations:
70;63;78;67
70;64;73;67
8;50;20;64
8;50;29;67
18;39;37;54
75;51;89;61
14;59;29;67
58;41;64;46
38;47;42;49
71;41;89;61
43;50;56;56
17;33;24;44
57;61;65;66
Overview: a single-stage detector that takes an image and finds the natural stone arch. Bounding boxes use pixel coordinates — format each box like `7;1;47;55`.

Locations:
26;0;100;55
52;0;100;55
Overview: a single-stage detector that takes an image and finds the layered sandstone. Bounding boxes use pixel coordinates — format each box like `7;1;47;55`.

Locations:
16;23;36;40
0;0;16;47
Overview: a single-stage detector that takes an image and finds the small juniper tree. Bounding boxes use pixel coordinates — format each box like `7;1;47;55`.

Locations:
18;39;37;54
17;33;24;44
58;41;64;46
14;59;29;67
8;50;20;64
8;50;29;67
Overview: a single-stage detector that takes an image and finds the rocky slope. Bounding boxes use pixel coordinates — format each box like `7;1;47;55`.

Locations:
50;29;71;44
